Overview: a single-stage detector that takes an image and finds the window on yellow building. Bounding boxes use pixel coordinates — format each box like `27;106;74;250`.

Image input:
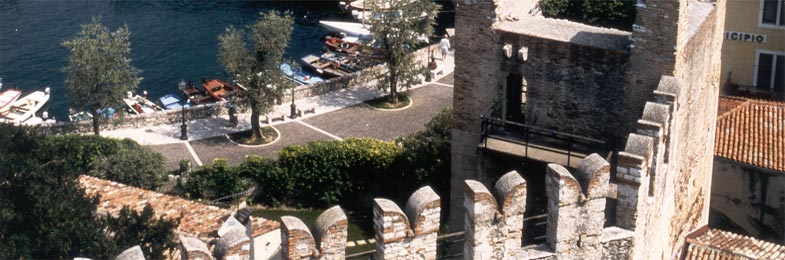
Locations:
761;0;785;26
755;52;785;93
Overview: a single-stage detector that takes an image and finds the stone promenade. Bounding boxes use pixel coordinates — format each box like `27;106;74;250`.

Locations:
102;55;455;169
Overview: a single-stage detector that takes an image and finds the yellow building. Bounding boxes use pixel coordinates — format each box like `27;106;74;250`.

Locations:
721;0;785;98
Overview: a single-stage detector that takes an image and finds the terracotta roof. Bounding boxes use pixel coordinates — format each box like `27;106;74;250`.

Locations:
79;175;279;240
683;227;785;259
715;96;785;172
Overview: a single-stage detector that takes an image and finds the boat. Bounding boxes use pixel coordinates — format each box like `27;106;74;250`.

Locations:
68;109;93;122
123;92;164;115
300;54;354;78
0;89;50;125
0;88;22;113
318;21;371;38
159;94;192;110
181;81;217;106
325;36;361;55
203;79;246;101
280;63;324;85
321;52;365;72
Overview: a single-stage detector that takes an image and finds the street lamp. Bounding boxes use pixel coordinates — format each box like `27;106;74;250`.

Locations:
179;79;188;141
289;86;297;119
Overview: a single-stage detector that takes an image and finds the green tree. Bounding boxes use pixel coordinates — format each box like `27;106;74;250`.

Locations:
42;135;167;190
219;11;294;143
62;17;142;136
0;124;112;259
106;205;180;259
0;124;178;259
365;0;439;104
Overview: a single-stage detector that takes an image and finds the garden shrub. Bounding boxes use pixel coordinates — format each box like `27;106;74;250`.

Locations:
184;158;251;200
270;138;403;208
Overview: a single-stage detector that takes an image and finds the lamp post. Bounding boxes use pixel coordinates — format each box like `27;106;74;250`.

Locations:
179;79;188;140
289;86;297;119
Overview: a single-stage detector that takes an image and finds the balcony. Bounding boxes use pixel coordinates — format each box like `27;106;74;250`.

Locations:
479;102;613;168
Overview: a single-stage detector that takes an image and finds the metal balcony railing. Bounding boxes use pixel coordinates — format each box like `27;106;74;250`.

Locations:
479;102;612;167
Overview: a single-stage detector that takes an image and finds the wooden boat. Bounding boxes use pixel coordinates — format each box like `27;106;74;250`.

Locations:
320;52;365;72
123;92;164;115
159;94;191;110
325;36;360;55
300;54;354;78
203;79;246;101
181;81;217;106
280;63;324;85
0;88;22;113
0;89;50;125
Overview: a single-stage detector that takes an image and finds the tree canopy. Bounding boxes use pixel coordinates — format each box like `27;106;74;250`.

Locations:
0;124;177;259
62;17;142;135
365;0;439;104
219;11;295;142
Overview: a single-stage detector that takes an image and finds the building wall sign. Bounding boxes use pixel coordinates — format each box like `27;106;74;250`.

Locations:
725;31;767;43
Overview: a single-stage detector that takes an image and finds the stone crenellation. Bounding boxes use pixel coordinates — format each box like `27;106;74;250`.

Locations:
281;205;348;260
374;186;441;260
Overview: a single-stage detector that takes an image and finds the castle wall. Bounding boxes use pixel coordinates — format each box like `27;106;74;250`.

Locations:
450;0;504;229
497;31;631;142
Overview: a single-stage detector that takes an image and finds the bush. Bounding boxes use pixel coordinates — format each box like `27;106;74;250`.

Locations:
240;155;289;206
105;205;179;259
243;138;403;208
40;135;167;189
396;108;451;195
184;158;251;200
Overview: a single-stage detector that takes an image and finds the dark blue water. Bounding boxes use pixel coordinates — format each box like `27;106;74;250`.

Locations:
0;1;341;120
0;0;453;120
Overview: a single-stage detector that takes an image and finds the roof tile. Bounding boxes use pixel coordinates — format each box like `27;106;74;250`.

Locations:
715;97;785;172
684;228;785;259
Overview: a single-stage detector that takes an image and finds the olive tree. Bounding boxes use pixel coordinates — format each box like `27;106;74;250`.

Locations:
365;0;439;104
62;17;142;135
219;11;294;143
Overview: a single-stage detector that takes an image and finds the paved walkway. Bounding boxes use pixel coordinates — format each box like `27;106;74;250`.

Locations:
102;53;455;169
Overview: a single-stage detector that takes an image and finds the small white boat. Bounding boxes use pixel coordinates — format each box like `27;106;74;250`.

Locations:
124;92;163;115
0;88;23;113
319;21;371;38
0;89;50;125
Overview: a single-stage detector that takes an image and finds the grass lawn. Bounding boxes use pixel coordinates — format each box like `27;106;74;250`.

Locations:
227;127;278;145
364;94;411;109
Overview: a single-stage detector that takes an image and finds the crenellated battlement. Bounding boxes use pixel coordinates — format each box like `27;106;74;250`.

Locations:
281;205;348;260
374;186;441;260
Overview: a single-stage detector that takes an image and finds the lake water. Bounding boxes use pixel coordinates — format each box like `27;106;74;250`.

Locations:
0;0;453;120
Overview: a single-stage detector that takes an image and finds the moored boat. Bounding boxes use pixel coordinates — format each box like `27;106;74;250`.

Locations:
0;88;23;113
68;109;93;122
123;92;164;115
325;36;360;55
181;81;217;106
300;54;354;78
0;88;50;125
280;63;324;86
202;79;246;101
159;94;192;110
